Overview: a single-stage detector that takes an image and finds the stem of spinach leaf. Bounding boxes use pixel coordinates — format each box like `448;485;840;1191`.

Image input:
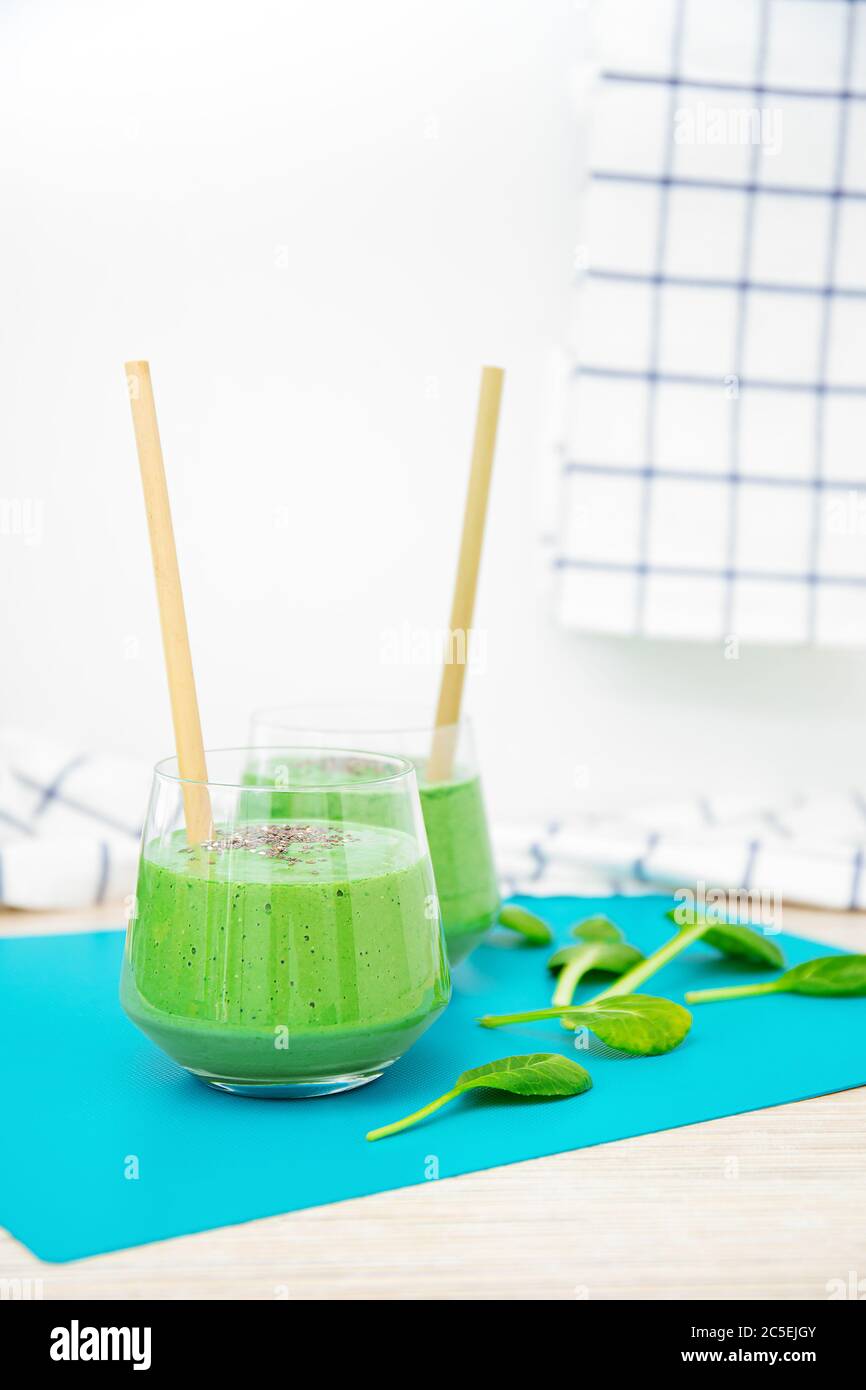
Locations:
588;919;708;1001
552;956;586;1010
685;980;780;1004
366;1087;461;1142
479;1005;575;1028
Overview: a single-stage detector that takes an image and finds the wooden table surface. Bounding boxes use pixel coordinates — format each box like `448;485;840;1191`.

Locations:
2;901;864;1301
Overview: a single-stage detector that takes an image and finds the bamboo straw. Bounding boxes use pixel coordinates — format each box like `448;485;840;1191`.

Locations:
124;361;212;843
428;365;504;782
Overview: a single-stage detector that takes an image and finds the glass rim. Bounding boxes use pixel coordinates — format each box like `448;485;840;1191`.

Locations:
250;702;471;738
153;746;417;792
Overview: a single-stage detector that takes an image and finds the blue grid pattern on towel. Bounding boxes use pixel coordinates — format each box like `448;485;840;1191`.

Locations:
0;756;123;905
0;741;145;909
555;0;866;646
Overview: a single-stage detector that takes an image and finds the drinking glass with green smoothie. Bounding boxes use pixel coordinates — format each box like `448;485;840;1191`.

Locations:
121;747;450;1097
248;708;501;965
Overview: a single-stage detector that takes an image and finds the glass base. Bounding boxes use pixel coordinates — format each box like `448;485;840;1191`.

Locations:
194;1066;386;1099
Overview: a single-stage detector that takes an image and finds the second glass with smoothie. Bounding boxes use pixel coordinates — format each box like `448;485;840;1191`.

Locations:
248;709;501;965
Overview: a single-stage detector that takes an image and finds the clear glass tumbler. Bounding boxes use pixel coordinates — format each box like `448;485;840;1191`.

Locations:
249;707;501;965
121;747;450;1097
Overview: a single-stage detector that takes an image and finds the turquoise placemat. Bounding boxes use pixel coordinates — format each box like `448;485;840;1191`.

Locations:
3;896;865;1262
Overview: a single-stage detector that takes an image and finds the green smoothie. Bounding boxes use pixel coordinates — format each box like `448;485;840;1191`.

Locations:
242;757;500;965
417;772;499;964
121;818;450;1093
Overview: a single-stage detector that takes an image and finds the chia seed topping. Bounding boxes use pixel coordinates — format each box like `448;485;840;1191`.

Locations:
184;822;359;861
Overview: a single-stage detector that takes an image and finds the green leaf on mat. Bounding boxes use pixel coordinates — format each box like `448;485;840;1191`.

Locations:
571;915;623;943
686;954;866;1005
366;1053;592;1141
665;909;784;967
594;910;786;1002
497;905;554;945
478;993;692;1056
547;942;644;977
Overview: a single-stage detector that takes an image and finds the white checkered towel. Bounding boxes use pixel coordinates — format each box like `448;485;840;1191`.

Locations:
552;0;866;645
0;730;146;909
494;791;866;910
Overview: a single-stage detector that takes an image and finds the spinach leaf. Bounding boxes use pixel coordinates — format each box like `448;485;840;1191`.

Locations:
497;905;554;945
686;953;866;1004
454;1052;592;1096
666;909;784;967
547;941;644;977
365;1053;592;1141
478;993;692;1056
783;955;866;996
592;909;785;1002
569;994;691;1054
571;915;622;943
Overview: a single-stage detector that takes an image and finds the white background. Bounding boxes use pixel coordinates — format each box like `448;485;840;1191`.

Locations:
2;0;866;820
